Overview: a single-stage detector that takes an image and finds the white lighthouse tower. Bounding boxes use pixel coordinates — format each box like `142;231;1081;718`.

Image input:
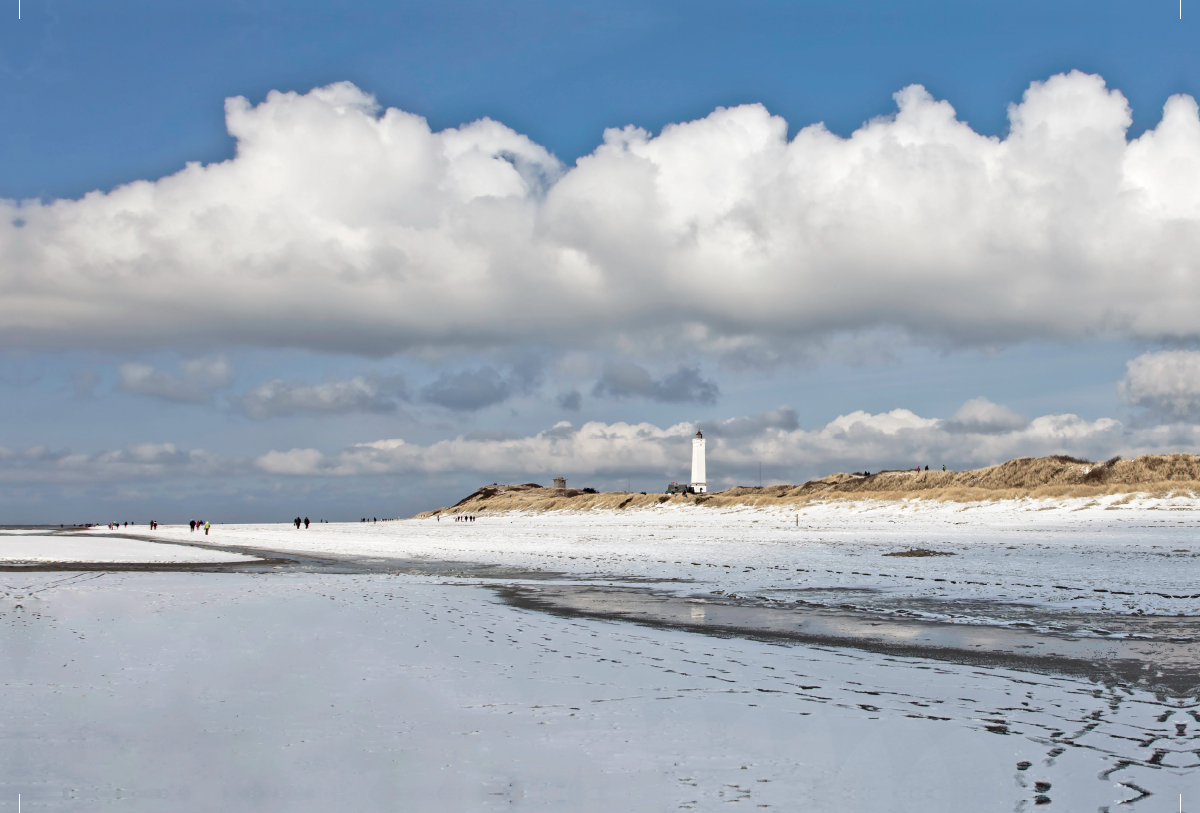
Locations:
690;430;707;493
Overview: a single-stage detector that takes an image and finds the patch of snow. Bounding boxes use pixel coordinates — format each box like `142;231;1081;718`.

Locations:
0;533;258;563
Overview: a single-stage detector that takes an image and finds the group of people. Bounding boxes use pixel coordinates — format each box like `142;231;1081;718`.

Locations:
294;517;330;528
360;517;377;523
455;514;477;522
189;520;210;535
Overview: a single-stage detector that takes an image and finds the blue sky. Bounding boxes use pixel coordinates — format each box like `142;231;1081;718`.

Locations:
4;0;1194;199
2;0;1199;522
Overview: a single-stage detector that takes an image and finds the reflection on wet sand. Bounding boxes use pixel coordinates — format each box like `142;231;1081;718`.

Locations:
499;584;1200;697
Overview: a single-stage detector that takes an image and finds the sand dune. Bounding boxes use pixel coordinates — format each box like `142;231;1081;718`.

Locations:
416;453;1200;516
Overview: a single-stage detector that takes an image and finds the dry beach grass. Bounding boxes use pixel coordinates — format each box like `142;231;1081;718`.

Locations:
415;453;1200;516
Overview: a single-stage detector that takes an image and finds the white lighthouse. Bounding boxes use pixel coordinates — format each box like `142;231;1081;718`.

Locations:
690;430;706;493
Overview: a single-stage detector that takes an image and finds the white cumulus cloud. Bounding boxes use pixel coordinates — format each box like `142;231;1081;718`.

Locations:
5;73;1200;362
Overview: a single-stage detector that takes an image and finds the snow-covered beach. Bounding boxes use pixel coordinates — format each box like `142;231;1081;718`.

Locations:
130;493;1200;618
4;496;1199;810
0;532;260;565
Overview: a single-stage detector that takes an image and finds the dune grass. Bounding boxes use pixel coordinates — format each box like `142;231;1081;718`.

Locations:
414;453;1200;517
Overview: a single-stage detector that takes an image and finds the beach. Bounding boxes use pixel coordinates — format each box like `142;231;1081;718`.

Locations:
2;496;1198;810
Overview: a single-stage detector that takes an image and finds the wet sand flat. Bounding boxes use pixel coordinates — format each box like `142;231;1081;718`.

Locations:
4;569;1192;812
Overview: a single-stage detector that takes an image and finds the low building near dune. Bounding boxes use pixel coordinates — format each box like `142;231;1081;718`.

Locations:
552;477;566;489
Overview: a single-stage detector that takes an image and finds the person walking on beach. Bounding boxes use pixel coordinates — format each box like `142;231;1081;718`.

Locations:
189;520;195;532
304;517;310;529
204;521;210;536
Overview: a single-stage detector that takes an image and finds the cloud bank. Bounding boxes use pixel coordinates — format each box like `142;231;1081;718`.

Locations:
15;396;1200;487
0;442;226;484
6;72;1200;359
248;399;1191;481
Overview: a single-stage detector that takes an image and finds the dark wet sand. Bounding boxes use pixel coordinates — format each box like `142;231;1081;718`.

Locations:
497;584;1200;697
